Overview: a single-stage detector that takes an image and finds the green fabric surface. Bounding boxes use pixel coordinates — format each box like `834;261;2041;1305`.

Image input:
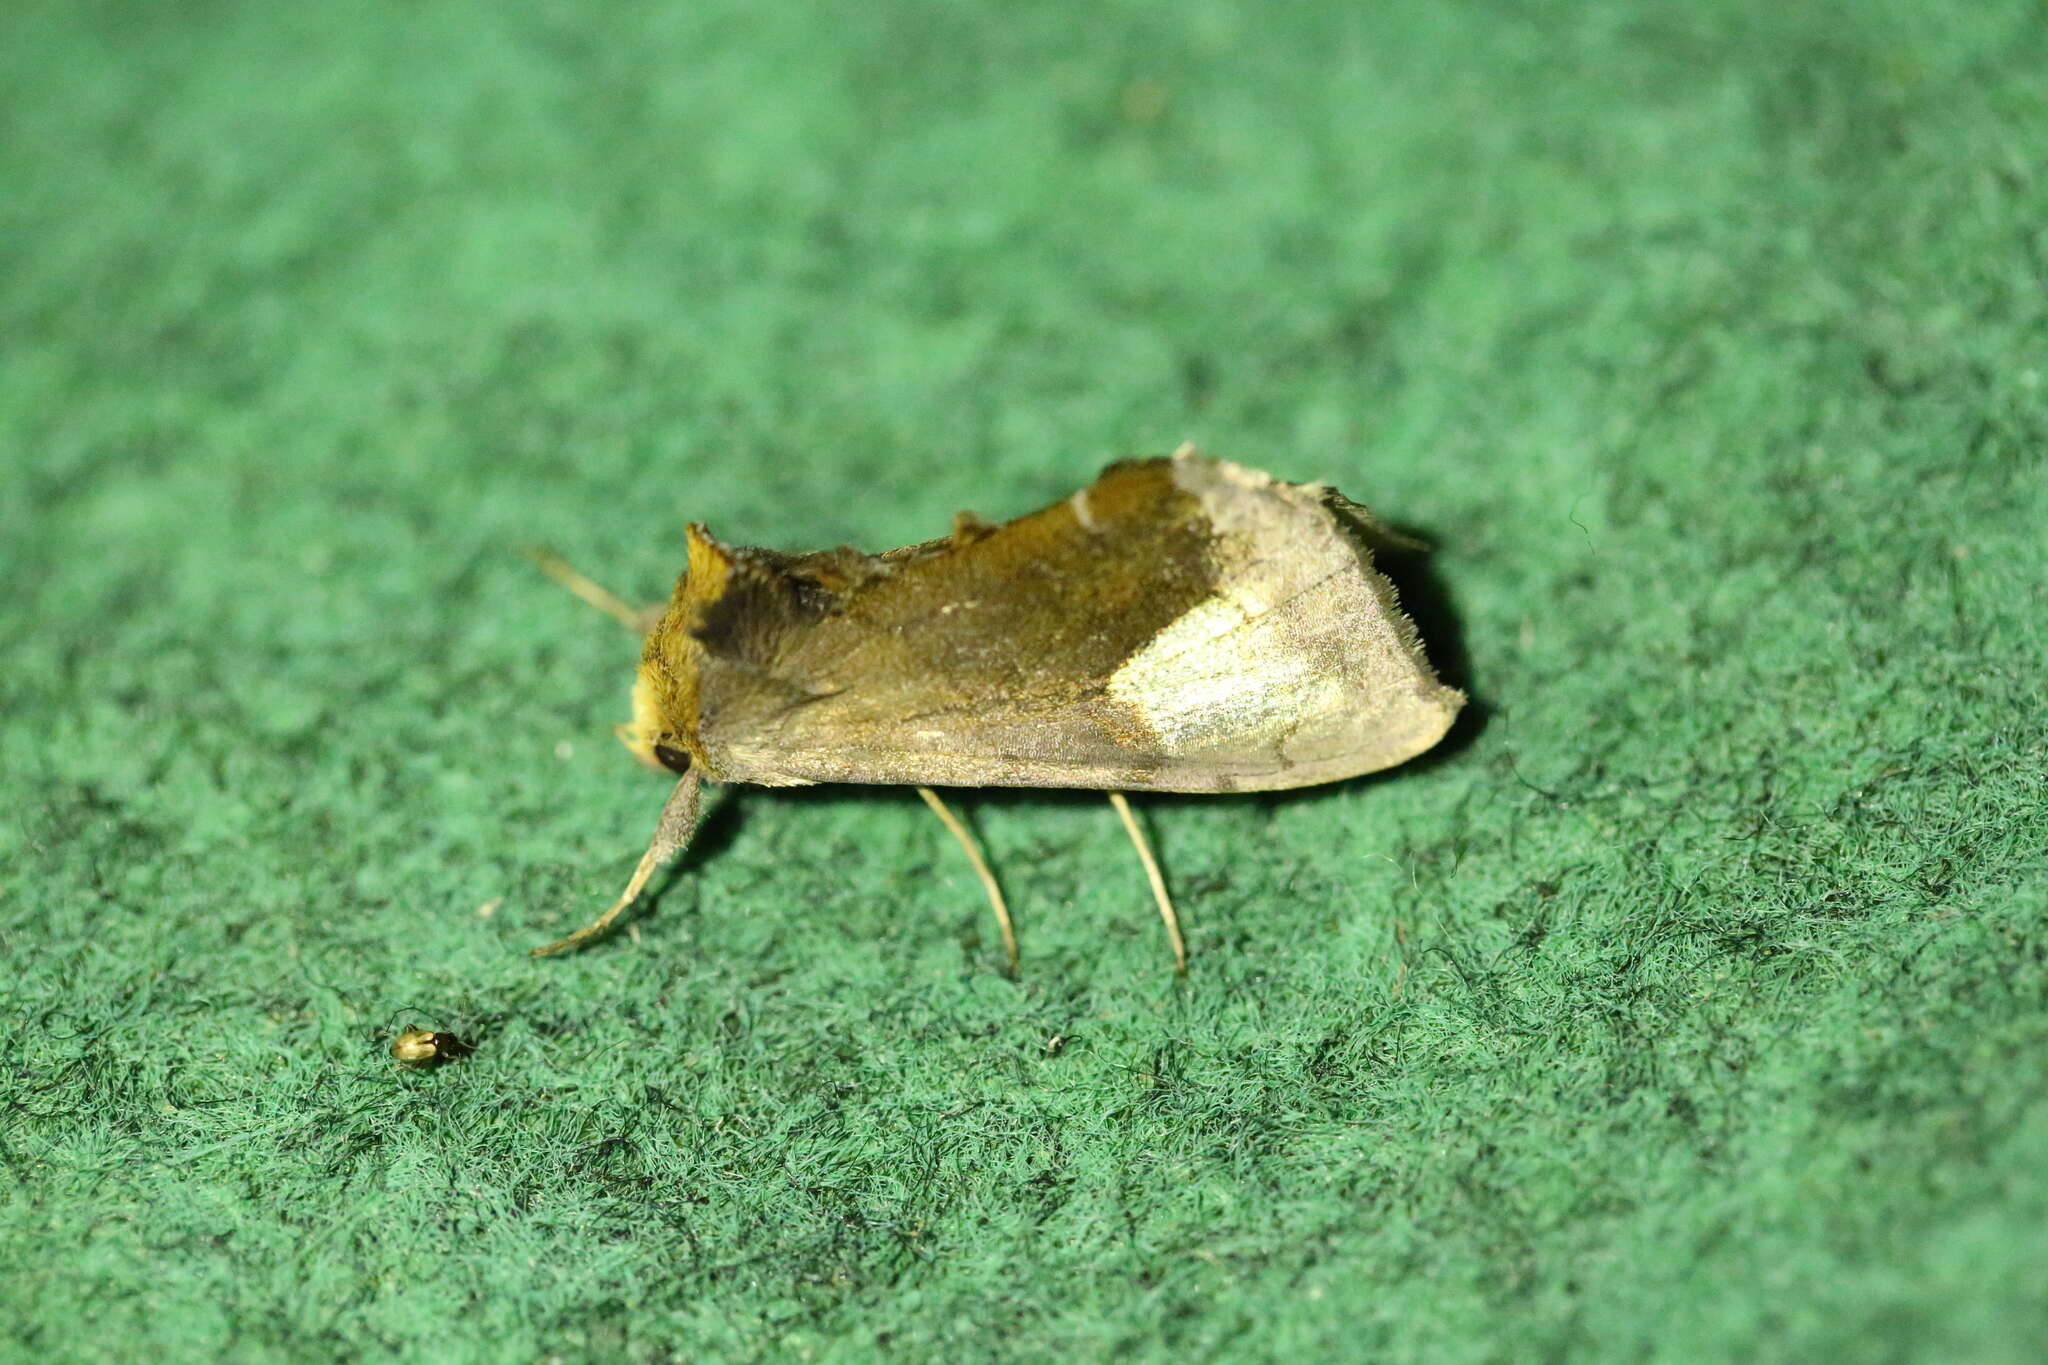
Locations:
5;1;2045;1360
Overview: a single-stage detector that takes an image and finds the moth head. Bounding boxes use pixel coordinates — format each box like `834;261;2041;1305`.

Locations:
617;668;694;775
615;533;721;777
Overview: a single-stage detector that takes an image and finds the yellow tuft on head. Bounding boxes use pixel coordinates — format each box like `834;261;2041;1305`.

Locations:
684;523;732;604
611;526;718;778
617;668;669;770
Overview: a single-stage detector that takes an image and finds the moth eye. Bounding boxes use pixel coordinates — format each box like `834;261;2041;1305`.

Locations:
653;743;692;775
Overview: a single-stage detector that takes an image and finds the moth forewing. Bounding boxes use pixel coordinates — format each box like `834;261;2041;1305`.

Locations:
672;451;1459;793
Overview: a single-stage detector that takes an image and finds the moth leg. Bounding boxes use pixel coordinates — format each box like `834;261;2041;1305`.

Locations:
916;786;1018;971
1107;791;1187;975
524;546;665;633
532;772;703;956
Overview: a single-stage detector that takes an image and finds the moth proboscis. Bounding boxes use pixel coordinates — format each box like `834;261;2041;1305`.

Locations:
527;444;1464;972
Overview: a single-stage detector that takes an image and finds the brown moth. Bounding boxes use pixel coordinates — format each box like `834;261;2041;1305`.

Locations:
532;445;1463;969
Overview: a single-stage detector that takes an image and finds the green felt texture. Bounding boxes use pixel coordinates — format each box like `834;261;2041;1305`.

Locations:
5;1;2045;1359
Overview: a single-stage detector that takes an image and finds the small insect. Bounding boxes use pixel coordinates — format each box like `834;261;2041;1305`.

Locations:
529;445;1463;970
389;1027;469;1066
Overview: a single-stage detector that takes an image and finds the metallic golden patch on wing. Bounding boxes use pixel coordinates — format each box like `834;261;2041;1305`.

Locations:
1100;448;1463;780
1107;586;1333;753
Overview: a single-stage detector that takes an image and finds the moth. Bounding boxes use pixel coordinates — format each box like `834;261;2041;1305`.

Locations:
530;445;1463;970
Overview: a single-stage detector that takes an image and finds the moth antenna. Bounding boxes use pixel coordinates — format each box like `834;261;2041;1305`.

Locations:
1107;791;1187;975
531;771;704;956
916;786;1018;972
524;545;660;633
